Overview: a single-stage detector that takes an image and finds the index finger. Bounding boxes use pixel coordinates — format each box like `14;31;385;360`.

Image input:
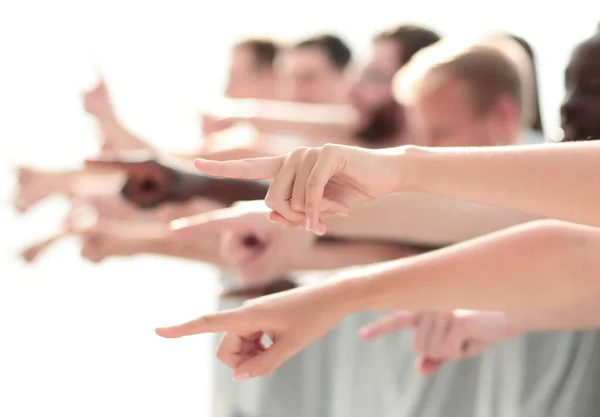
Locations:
155;309;242;338
194;155;286;180
358;311;418;340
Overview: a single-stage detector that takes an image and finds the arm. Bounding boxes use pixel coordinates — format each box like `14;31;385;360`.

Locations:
289;240;423;272
341;220;600;312
325;192;539;246
402;142;600;227
216;99;356;139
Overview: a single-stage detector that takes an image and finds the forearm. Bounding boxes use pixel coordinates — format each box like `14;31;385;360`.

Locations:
336;220;600;312
401;142;600;227
136;233;225;265
507;296;600;332
288;241;422;271
226;99;355;137
325;193;539;246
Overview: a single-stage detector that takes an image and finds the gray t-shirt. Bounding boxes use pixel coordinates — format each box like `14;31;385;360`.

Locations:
212;283;600;417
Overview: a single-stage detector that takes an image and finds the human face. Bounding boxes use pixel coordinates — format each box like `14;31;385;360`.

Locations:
278;46;347;104
560;38;600;142
408;78;518;147
225;46;274;99
349;38;401;130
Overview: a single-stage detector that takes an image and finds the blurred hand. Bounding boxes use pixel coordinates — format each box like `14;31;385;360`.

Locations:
84;152;184;209
78;220;143;263
82;79;116;122
156;278;355;380
358;310;516;375
171;200;316;284
193;144;405;235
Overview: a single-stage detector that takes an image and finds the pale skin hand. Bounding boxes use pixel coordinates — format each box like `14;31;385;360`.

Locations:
193;141;600;231
193;144;405;235
171;200;316;283
156;276;358;381
357;310;515;375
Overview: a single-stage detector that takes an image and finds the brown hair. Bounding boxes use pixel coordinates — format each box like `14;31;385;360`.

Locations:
233;38;281;70
395;37;529;127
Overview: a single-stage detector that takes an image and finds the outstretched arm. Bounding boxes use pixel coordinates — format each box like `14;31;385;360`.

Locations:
402;142;600;227
352;220;600;312
191;141;600;232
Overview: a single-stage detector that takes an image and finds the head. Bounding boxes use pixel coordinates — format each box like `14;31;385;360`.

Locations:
225;38;280;99
278;34;352;104
350;25;441;145
394;38;526;147
560;33;600;141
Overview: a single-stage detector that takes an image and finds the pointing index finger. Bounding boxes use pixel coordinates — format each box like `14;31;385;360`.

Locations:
194;155;286;180
155;309;244;338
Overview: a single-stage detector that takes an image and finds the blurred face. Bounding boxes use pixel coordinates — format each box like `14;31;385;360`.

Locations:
225;46;274;99
349;39;402;129
278;46;346;104
408;78;518;147
560;38;600;141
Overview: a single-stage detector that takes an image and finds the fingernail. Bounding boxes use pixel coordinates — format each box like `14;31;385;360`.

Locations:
335;212;348;217
170;218;188;231
305;218;312;232
233;371;251;382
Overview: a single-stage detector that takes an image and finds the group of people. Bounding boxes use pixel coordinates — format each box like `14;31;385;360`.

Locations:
13;22;600;417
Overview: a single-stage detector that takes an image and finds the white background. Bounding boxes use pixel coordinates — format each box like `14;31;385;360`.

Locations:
0;1;598;416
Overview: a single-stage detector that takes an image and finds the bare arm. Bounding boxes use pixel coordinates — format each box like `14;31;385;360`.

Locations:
402;142;600;227
337;220;600;312
289;241;423;272
325;192;539;246
217;99;356;139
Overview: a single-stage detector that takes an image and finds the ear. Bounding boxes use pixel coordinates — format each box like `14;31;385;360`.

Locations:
491;94;519;138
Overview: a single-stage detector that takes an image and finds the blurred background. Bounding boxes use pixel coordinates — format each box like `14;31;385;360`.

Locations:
0;0;598;416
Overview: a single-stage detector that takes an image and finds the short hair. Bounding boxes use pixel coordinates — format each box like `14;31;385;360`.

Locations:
233;38;281;70
292;34;352;71
395;37;529;127
373;25;441;67
505;34;544;134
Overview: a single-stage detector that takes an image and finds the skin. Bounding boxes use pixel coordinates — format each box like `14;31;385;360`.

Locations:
278;46;348;104
561;35;600;142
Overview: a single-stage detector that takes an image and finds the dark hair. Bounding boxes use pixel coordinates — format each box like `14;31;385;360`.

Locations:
234;38;281;70
506;34;544;134
293;34;352;71
373;24;441;67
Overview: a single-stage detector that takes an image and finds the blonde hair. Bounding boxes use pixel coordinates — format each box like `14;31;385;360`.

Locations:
394;34;534;129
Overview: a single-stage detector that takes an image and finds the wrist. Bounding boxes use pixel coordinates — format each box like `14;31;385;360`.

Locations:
390;145;432;193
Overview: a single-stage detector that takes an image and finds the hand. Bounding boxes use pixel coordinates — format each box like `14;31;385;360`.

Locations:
78;220;143;263
84;152;185;209
82;79;117;123
171;200;316;283
155;278;357;380
358;310;516;375
193;144;405;235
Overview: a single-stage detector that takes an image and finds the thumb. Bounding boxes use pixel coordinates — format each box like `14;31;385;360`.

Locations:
358;311;418;340
155;309;243;338
233;335;298;379
194;155;285;180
